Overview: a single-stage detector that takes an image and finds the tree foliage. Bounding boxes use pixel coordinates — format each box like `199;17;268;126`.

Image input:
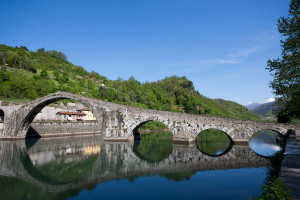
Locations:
99;76;258;120
256;178;291;200
266;0;300;122
46;50;67;61
0;44;259;121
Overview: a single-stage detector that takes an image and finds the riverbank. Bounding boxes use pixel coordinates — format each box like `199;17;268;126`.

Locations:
280;131;300;199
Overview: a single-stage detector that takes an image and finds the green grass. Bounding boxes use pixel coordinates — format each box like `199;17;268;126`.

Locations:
47;70;54;79
0;97;31;103
36;68;42;75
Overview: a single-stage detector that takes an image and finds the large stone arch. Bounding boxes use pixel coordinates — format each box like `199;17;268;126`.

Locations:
4;92;103;138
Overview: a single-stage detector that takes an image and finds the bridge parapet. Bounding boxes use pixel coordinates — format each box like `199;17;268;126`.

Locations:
0;92;298;142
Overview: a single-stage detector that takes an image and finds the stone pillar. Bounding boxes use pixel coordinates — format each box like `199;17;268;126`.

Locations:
173;131;195;144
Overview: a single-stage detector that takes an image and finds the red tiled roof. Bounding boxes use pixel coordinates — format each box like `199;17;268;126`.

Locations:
57;112;86;116
77;108;90;111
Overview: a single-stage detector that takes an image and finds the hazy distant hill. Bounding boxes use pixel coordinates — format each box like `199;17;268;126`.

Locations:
245;103;263;110
252;101;276;119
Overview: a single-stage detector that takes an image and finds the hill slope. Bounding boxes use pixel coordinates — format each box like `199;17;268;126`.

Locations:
0;44;259;121
252;101;276;119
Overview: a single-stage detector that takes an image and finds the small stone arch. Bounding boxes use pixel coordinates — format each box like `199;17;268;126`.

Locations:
132;117;173;140
132;120;150;140
199;127;234;143
248;129;285;157
250;128;285;139
195;128;233;157
0;109;4;122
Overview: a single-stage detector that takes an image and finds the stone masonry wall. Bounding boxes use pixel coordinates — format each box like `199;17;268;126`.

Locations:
30;122;101;137
33;106;65;121
2;92;299;141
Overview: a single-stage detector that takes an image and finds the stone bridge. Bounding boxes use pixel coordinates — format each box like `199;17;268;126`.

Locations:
0;92;299;143
0;135;269;193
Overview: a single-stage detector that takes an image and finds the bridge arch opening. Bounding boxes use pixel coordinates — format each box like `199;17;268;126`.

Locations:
132;120;173;163
195;129;233;157
132;120;172;140
249;129;284;157
0;109;4;122
18;96;100;139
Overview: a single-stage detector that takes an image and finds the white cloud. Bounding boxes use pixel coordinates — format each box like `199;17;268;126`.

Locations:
246;98;274;105
165;30;274;71
169;59;238;67
266;97;275;103
254;28;279;43
168;46;260;69
226;46;262;59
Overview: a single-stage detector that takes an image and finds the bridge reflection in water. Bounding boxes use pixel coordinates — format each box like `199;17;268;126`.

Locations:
0;134;274;200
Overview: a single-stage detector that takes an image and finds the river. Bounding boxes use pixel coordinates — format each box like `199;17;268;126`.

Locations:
0;130;283;200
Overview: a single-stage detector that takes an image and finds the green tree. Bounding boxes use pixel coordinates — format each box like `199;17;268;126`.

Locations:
40;69;48;78
20;46;29;52
6;54;19;67
46;50;67;61
37;47;45;52
0;68;10;82
62;71;69;83
8;72;29;98
266;0;300;122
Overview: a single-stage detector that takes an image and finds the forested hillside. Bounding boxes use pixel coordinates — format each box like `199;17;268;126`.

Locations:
252;102;276;119
0;44;259;120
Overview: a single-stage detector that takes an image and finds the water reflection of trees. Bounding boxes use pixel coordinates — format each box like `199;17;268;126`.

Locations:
0;175;95;200
0;176;55;200
195;129;233;156
159;171;196;181
22;136;101;185
0;135;274;200
133;132;173;162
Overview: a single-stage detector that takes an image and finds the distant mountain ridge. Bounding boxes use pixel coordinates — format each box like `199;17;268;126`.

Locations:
245;102;263;110
252;101;276;119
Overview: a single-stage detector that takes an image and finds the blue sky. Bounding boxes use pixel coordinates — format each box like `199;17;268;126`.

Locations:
0;0;290;105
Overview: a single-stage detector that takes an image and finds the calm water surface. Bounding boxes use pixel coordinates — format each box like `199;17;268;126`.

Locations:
249;130;283;157
0;131;283;200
